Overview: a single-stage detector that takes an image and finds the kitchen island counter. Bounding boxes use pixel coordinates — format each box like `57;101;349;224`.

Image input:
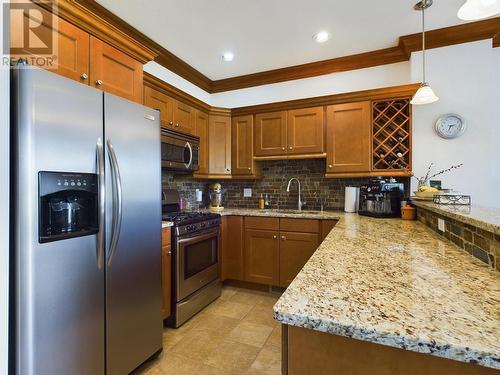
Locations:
273;213;500;370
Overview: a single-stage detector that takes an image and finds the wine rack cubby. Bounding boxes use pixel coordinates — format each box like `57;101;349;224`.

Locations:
372;98;411;173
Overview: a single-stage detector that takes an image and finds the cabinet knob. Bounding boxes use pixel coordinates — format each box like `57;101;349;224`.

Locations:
226;168;230;172
281;235;286;241
169;121;173;126
289;146;293;150
273;235;277;240
282;147;285;151
80;73;88;80
328;164;333;168
247;167;251;171
175;123;180;127
95;79;103;86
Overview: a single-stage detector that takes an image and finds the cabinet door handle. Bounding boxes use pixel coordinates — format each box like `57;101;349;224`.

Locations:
175;123;180;127
247;167;251;171
169;121;173;126
281;147;285;151
328;164;333;168
281;236;286;241
273;235;277;240
95;79;103;86
80;73;88;80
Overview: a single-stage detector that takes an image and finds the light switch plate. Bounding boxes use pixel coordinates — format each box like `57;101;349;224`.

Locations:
243;188;252;197
438;218;445;232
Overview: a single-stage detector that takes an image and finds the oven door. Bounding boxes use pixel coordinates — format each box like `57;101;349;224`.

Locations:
176;227;219;301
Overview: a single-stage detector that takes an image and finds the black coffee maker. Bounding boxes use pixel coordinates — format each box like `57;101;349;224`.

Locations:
358;177;404;218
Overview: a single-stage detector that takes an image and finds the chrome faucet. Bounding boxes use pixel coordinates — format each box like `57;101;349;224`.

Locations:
286;178;304;211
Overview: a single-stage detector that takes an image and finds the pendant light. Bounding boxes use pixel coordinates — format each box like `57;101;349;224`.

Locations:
458;0;500;20
411;0;439;105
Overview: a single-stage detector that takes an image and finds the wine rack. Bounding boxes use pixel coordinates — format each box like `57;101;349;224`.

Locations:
372;98;411;173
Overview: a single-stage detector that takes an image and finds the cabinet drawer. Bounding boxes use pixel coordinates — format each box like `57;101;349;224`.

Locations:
279;218;319;233
245;216;279;231
162;227;171;245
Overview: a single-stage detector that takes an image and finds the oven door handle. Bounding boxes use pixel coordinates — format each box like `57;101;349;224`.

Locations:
184;141;193;169
177;229;219;245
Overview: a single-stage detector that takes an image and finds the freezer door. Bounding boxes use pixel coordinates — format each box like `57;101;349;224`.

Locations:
104;94;162;375
12;68;105;375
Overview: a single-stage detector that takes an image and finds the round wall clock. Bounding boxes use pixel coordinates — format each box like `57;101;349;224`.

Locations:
434;113;467;139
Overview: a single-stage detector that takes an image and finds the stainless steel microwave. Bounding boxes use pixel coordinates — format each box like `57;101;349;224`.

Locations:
161;129;200;172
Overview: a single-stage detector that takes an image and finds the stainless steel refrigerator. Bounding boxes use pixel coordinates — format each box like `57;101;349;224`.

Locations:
11;67;163;374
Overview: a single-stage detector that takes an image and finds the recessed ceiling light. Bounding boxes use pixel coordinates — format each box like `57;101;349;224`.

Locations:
222;52;234;62
313;31;330;43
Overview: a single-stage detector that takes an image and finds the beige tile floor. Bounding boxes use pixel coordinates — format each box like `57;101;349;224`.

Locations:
133;286;282;375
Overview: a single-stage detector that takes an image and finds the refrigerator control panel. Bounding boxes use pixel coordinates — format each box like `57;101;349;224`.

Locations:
38;171;99;243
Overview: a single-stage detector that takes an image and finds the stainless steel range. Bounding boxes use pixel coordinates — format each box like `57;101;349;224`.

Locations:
162;189;221;327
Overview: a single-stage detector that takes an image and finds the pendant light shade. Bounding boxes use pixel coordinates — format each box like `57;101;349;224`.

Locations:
410;83;439;105
458;0;500;20
411;0;439;106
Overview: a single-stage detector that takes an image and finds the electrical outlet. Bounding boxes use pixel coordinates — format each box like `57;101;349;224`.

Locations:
243;188;252;197
438;218;445;232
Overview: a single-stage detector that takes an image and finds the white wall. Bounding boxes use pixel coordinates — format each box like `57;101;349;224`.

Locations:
410;40;500;207
144;61;212;104
0;1;10;373
210;62;411;108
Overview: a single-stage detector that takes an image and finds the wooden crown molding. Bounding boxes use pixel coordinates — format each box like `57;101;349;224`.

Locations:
35;0;156;63
230;84;420;116
52;1;499;93
143;72;211;113
72;0;212;92
212;18;500;93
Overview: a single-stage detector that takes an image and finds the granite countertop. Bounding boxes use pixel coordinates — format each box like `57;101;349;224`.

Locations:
161;221;173;228
273;213;500;369
412;200;500;235
210;207;341;220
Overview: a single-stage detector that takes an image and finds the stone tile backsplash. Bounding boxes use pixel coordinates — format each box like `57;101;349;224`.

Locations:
163;158;409;211
417;207;499;272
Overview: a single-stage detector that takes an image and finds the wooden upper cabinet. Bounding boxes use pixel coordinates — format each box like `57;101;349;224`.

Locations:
172;100;196;135
254;111;287;156
279;231;319;287
143;86;174;128
244;229;279;286
10;5;90;83
90;36;143;103
232;115;255;175
208;115;231;175
194;110;209;175
287;107;324;155
326;101;371;174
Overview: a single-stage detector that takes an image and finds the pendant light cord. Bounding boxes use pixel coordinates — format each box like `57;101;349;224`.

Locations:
422;4;426;84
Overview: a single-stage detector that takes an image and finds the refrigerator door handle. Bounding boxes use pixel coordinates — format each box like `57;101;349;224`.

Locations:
96;137;105;269
107;139;123;266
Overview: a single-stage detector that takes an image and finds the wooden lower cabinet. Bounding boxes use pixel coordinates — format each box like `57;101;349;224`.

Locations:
161;227;172;320
279;232;319;287
221;216;244;281
320;219;338;242
283;325;495;375
244;229;280;285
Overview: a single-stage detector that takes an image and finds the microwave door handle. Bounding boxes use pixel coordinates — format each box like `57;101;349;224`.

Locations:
106;139;123;266
185;142;193;169
96;137;105;269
